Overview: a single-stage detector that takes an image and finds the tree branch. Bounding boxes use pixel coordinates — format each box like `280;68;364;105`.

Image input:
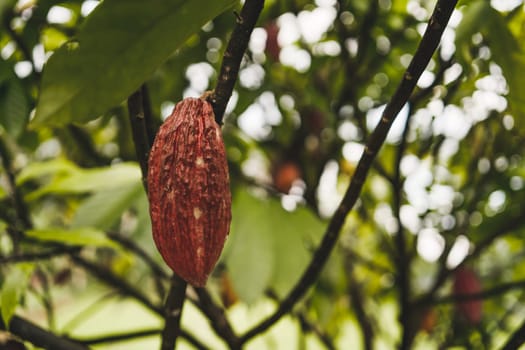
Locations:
160;275;187;350
194;287;241;349
429;279;525;305
239;0;459;343
127;86;154;190
501;316;525;350
71;255;163;315
1;315;89;350
75;328;161;345
0;246;81;264
106;231;168;297
207;0;265;124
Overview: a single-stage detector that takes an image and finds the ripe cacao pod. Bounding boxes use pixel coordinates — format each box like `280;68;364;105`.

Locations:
147;97;231;287
453;266;482;324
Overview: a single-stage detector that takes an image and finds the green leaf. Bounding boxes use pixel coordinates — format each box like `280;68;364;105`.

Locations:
456;1;525;113
0;0;16;21
72;181;144;231
270;205;324;297
16;158;78;185
1;263;34;325
0;61;30;137
225;190;275;304
33;0;237;126
224;190;325;303
25;227;119;249
455;1;491;47
25;162;142;200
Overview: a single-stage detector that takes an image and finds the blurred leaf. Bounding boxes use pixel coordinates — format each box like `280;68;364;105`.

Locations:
226;190;275;304
1;263;34;325
72;181;144;231
0;61;30;137
270;205;324;296
225;189;325;303
455;1;491;47
26;162;141;200
131;189;152;238
26;227;119;249
0;0;16;20
456;1;525;113
33;0;237;126
16;158;78;185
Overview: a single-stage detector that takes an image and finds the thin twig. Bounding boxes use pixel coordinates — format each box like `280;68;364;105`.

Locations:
72;327;208;350
160;275;187;350
297;311;336;350
0;135;31;235
207;0;265;124
239;0;459;343
343;251;374;350
392;104;413;348
106;231;168;297
71;256;163;315
75;328;161;345
415;211;525;307
430;279;525;305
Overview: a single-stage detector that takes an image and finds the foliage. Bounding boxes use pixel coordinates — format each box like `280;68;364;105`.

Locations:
1;0;525;349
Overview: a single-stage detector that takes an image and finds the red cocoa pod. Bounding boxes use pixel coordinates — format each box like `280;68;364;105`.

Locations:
265;21;280;62
453;266;483;324
272;160;301;193
147;97;231;287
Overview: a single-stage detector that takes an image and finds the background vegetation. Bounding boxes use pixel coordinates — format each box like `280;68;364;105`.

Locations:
1;0;525;349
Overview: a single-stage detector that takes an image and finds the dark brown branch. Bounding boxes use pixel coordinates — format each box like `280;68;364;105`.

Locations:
239;0;458;343
1;315;89;350
194;287;241;349
344;253;374;350
430;279;525;305
160;275;187;350
296;311;335;350
207;0;265;124
127;86;153;190
0;135;31;236
0;246;81;264
392;105;414;349
73;327;208;350
140;84;157;147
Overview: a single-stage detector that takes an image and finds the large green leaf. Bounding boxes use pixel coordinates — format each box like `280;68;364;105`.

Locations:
16;158;78;185
72;181;145;231
26;227;119;249
224;190;325;303
0;60;30;137
456;1;525;114
25;162;141;200
33;0;237;126
1;263;34;325
225;190;275;304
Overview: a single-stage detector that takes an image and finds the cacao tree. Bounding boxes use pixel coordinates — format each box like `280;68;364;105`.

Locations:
1;0;525;349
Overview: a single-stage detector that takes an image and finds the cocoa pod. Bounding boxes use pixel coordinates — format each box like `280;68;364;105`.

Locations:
453;266;482;324
147;97;231;287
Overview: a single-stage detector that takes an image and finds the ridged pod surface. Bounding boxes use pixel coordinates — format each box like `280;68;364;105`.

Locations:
147;97;231;287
